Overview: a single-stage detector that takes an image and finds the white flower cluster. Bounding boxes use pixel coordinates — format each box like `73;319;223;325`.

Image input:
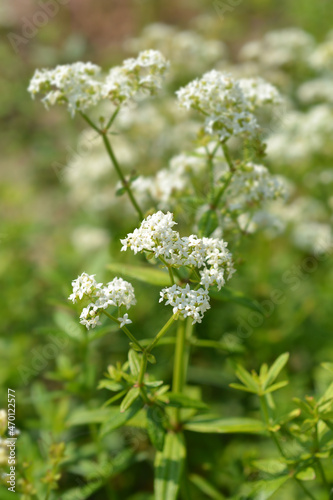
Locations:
266;105;333;164
102;50;169;105
132;152;206;209
297;78;333;105
28;62;103;116
159;285;210;324
240;28;315;69
176;71;281;140
69;273;136;329
28;50;169;115
238;77;282;110
227;163;287;212
310;31;333;71
121;211;235;323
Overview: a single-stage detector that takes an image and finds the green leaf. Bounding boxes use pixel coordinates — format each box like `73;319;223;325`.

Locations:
263;380;289;394
241;475;289;500
147;406;166;452
61;480;104;500
210;287;263;312
98;380;124;392
116;186;126;196
154;431;186;500
191;337;244;354
128;349;141;377
100;399;144;436
235;365;259;392
295;467;316;481
198;209;219;237
107;263;171;286
275;408;301;426
147;353;157;364
252;459;287;475
229;382;258;394
53;310;83;342
190;474;226;499
184;417;267;435
263;353;289;389
322;362;333;374
162;392;208;410
319;382;333;406
120;387;140;413
67;407;116;426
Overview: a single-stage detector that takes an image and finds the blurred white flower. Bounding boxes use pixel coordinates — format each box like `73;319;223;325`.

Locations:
71;226;110;254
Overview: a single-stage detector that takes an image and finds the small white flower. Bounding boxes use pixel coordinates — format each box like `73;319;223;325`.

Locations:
118;313;132;328
159;284;211;324
69;273;102;303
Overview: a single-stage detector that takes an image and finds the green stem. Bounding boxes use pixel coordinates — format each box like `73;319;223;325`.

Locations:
80;111;143;220
80;111;101;133
105;107;120;131
159;256;175;285
146;314;177;353
172;318;193;424
138;353;148;387
137;352;149;403
173;321;187;394
102;133;144;219
212;171;233;208
102;310;144;352
314;424;329;490
206;143;220;202
222;142;235;172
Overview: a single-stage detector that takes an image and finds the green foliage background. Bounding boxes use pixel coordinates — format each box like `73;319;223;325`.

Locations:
1;0;333;498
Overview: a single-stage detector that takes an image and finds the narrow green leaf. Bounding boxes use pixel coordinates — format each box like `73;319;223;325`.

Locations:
100;399;144;436
295;467;316;481
98;380;123;392
210;287;263;312
154;431;186;500
263;353;289;390
107;263;171;286
145;380;164;388
263;380;289;394
162;392;208;410
184;417;267;435
128;349;141;377
190;474;226;499
147;406;166;452
120;387;140;413
235;365;259;392
229;382;258;394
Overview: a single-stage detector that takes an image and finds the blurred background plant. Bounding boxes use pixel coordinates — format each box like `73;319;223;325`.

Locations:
1;0;333;499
